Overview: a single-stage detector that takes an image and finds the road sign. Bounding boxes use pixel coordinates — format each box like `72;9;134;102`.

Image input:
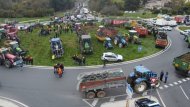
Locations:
126;83;133;98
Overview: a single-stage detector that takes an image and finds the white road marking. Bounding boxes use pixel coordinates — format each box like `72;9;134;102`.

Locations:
178;80;182;84
164;85;169;88
159;87;164;89
182;79;187;82
0;96;29;107
180;86;189;100
169;84;174;87
156;89;166;107
174;82;178;85
82;99;93;107
92;98;99;107
109;96;115;102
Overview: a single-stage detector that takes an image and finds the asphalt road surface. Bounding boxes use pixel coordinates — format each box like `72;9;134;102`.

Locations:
0;29;189;107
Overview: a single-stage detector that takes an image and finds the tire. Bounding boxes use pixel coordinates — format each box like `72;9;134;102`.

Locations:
5;59;12;68
119;43;123;48
154;80;161;88
114;39;118;45
96;90;106;98
0;58;3;65
86;91;96;99
155;45;158;48
134;82;147;93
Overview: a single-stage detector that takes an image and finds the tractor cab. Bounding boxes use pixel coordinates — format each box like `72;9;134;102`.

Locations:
114;33;128;48
80;35;93;54
9;41;27;56
104;37;113;49
127;65;160;93
50;38;64;58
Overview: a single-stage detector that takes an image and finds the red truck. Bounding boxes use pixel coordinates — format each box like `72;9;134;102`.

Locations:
174;16;184;24
77;68;126;99
135;26;148;37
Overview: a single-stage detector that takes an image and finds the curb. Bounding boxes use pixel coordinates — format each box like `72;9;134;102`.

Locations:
25;36;172;70
0;96;29;107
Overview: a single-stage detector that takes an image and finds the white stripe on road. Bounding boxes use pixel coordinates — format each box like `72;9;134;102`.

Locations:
182;79;187;82
109;97;115;102
169;84;174;87
92;98;99;107
164;85;169;88
156;89;166;107
174;82;178;85
180;85;189;100
178;80;182;84
82;99;93;107
159;86;163;90
0;96;29;107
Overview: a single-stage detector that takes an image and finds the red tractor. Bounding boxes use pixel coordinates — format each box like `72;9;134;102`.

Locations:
0;48;23;68
135;26;148;37
6;27;19;42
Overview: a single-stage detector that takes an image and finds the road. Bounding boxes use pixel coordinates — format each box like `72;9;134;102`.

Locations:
0;29;189;107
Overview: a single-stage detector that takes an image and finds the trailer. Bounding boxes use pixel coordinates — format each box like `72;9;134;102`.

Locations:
77;68;126;99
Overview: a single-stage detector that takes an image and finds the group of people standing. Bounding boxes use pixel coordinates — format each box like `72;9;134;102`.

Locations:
159;70;169;83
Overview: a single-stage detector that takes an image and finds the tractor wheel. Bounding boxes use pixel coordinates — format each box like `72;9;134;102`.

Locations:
134;82;147;93
119;43;123;48
154;80;161;88
96;90;106;98
127;77;133;85
0;58;3;65
86;91;96;99
155;45;158;48
114;39;118;45
5;59;12;68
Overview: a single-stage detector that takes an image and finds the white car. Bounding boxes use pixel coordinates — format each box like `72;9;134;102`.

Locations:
180;30;190;36
101;52;123;62
162;26;172;31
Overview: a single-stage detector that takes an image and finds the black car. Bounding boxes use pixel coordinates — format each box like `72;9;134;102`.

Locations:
135;98;161;107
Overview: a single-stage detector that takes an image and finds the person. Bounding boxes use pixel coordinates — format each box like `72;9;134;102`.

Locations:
164;72;168;83
103;58;106;68
60;63;64;71
53;64;58;74
82;56;86;65
160;71;164;81
57;67;63;78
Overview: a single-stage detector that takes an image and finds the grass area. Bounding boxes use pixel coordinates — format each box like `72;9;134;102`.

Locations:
16;25;160;66
124;12;157;19
178;26;190;31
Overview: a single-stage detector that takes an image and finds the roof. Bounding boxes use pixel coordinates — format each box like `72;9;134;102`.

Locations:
9;41;18;45
81;35;91;39
129;30;137;33
105;37;111;41
51;38;61;42
135;66;151;73
104;52;115;56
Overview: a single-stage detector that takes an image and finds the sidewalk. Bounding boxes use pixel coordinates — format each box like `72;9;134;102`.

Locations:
100;96;159;107
0;97;28;107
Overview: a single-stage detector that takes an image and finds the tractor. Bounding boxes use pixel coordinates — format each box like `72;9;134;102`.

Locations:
114;33;128;48
127;65;160;93
79;35;93;54
50;38;64;59
155;31;168;49
127;30;141;45
103;37;113;49
135;26;148;37
0;48;23;68
7;41;27;56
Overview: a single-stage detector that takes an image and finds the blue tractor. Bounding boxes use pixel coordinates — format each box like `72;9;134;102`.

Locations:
103;37;113;49
127;66;160;93
114;33;128;48
50;38;64;59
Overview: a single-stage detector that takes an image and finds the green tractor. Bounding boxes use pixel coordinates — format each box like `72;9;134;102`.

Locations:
8;41;27;56
127;30;141;45
79;35;93;54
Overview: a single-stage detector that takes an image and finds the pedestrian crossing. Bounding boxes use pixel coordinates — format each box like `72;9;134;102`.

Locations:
159;77;190;90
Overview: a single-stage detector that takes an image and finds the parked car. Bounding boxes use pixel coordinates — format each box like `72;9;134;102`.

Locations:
101;52;123;62
162;26;172;31
180;29;190;36
135;98;161;107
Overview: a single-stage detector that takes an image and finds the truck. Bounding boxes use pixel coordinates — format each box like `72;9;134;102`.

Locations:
77;68;126;99
155;31;168;49
173;52;190;77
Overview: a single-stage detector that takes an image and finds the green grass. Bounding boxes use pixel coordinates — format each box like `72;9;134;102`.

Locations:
16;25;160;66
178;27;190;31
124;12;157;19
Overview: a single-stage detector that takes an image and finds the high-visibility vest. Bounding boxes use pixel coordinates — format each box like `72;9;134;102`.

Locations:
52;55;55;60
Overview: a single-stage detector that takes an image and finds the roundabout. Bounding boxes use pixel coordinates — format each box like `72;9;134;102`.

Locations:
0;28;189;107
